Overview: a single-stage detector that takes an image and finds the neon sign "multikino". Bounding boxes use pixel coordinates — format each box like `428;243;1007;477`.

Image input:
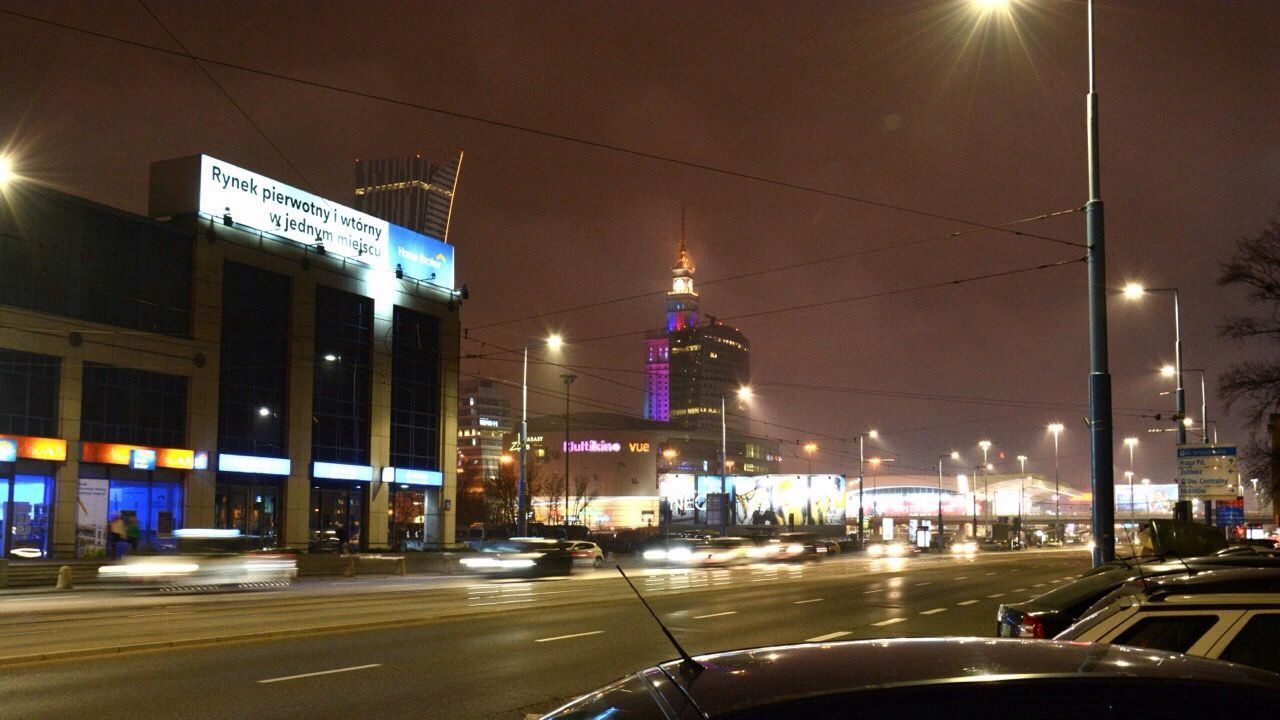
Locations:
563;440;651;453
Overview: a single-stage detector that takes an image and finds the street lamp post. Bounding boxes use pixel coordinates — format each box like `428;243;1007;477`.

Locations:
1048;423;1064;542
560;373;577;532
938;451;958;551
1166;366;1210;444
856;430;878;548
1124;437;1138;522
977;441;991;538
1017;455;1027;549
1126;285;1185;445
720;387;752;536
804;441;818;525
518;334;562;536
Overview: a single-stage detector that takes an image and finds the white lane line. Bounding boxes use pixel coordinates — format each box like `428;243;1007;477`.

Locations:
987;593;1006;598
957;599;980;606
1032;583;1046;587
806;631;852;642
258;664;382;684
794;598;824;605
693;611;738;620
1050;579;1063;584
469;598;535;607
954;576;967;580
1012;587;1027;592
985;572;996;576
872;617;906;627
920;608;948;615
915;581;933;587
862;588;884;594
535;630;605;643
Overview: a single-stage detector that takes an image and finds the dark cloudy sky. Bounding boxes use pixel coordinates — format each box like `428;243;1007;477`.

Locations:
2;0;1278;490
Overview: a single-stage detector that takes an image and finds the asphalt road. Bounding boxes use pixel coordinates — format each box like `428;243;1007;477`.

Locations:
1;549;1090;719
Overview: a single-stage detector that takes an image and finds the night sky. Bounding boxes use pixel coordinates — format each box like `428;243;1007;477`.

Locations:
3;1;1278;491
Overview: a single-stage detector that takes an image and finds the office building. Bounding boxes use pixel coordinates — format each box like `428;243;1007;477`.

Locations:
354;153;462;242
0;154;460;559
457;377;513;496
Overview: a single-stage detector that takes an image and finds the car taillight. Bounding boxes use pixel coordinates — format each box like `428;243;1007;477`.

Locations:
1019;615;1046;638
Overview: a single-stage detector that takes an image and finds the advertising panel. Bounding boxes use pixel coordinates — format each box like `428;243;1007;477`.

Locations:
658;474;845;527
1177;444;1238;499
76;478;109;558
197;156;454;288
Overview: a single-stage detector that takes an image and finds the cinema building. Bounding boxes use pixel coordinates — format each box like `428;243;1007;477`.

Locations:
0;154;460;559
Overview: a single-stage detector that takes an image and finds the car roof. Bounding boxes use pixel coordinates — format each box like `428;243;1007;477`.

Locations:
1138;567;1280;600
651;638;1279;716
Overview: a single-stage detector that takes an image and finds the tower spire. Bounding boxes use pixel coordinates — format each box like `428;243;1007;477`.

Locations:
674;205;693;272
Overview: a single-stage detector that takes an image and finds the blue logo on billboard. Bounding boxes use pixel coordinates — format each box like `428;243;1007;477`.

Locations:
130;449;157;470
389;224;454;289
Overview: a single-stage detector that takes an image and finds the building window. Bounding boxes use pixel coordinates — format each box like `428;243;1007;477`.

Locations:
217;262;290;456
0;348;60;437
390;306;440;470
312;286;373;465
81;363;188;448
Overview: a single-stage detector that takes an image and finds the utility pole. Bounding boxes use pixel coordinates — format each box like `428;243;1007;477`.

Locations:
561;373;576;533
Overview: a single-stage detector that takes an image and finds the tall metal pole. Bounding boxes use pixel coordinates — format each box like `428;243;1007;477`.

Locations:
1053;431;1061;541
937;457;945;551
518;348;528;535
1199;370;1208;444
1086;0;1116;566
858;435;865;548
972;466;980;541
1173;289;1186;446
720;395;728;536
561;373;576;532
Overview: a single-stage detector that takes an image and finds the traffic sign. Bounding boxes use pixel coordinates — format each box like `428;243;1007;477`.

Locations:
1177;444;1238;499
1215;498;1245;527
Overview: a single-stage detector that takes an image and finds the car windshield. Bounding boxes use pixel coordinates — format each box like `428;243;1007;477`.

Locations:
4;2;1269;717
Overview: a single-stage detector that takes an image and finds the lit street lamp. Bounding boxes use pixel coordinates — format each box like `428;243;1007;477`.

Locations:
938;451;959;550
1124;436;1138;521
561;373;577;531
1048;423;1064;541
856;429;878;548
1125;284;1186;445
1017;454;1027;548
977;441;992;537
804;441;818;525
720;386;752;536
517;334;563;536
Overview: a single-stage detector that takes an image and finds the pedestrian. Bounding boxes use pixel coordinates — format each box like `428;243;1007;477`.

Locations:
125;514;141;552
335;522;350;554
108;514;126;559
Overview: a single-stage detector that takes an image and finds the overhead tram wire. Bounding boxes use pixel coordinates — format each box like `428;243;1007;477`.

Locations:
464;206;1081;334
463;255;1087;358
135;1;318;193
5;8;1085;249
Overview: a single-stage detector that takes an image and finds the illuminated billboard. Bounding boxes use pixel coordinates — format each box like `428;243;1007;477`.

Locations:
658;474;845;527
190;155;454;288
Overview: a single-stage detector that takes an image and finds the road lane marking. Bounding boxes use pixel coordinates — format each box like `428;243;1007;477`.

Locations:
872;618;906;627
693;611;738;619
985;572;996;575
1032;583;1046;587
957;600;980;606
806;631;852;642
862;588;883;594
258;664;382;684
469;598;535;607
920;608;948;615
986;593;1006;598
535;631;605;643
915;582;933;586
1012;587;1027;592
954;576;967;580
794;598;824;605
1050;579;1063;584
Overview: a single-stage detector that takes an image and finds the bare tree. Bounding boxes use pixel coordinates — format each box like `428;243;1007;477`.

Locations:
1218;213;1280;500
485;460;544;527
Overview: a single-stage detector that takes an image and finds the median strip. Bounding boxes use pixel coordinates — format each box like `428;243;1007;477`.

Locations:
535;631;605;643
258;663;381;684
806;631;851;642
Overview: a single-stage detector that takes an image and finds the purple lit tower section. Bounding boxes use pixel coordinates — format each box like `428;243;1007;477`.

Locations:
644;233;698;422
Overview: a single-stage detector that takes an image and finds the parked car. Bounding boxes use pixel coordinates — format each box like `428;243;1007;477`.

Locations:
997;549;1280;638
539;638;1280;719
566;540;605;568
1056;567;1280;674
459;538;573;577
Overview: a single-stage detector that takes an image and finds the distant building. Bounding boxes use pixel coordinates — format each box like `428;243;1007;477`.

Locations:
354;153;462;242
643;224;751;433
457;378;513;495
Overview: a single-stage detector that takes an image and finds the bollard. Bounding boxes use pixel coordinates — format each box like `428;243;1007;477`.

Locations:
56;565;74;591
396;557;406;576
343;555;356;578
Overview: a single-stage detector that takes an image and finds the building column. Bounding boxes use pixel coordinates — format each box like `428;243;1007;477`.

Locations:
284;276;316;549
51;356;82;559
366;306;393;550
440;309;460;547
186;234;223;530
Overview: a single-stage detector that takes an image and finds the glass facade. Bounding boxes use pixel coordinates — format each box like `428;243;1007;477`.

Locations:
1;462;54;559
81;363;188;448
390;306;440;470
0;349;60;437
312;287;373;465
388;486;427;550
78;467;184;556
217;261;290;456
0;186;193;337
310;481;366;552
